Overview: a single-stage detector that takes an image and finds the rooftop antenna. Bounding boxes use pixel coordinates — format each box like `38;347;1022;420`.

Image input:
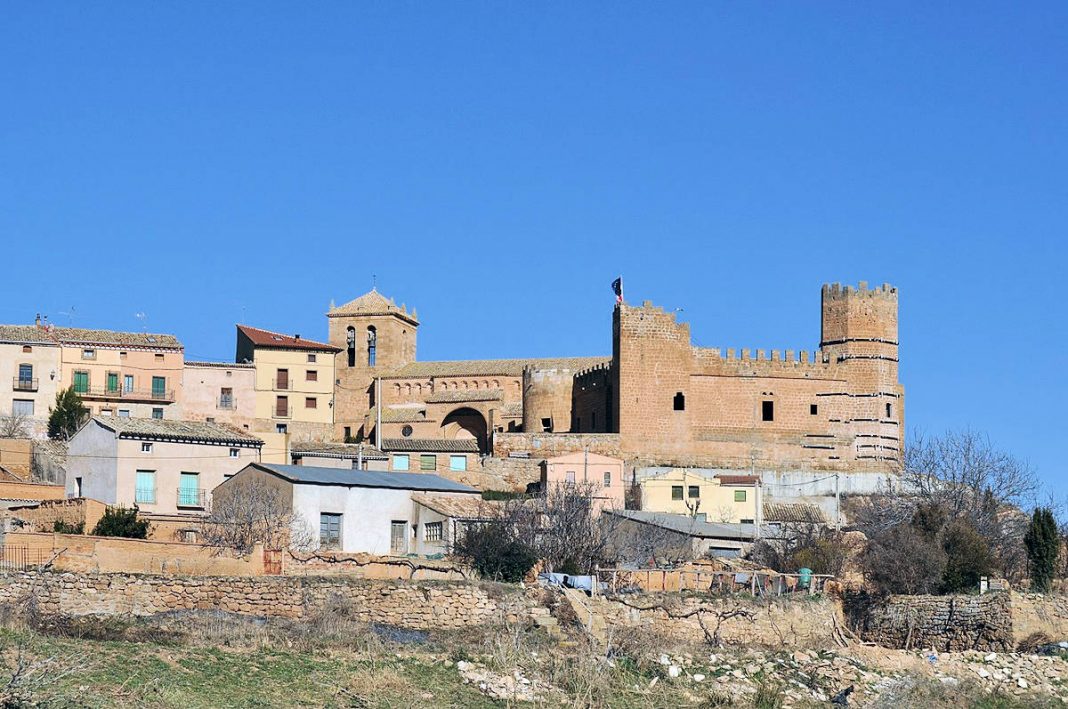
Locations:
57;306;76;325
135;312;147;332
372;273;377;290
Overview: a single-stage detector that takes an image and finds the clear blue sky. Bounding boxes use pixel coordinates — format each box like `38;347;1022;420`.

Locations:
2;5;1065;492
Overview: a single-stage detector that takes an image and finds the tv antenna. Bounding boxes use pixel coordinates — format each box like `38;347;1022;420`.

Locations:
57;306;76;325
135;312;147;332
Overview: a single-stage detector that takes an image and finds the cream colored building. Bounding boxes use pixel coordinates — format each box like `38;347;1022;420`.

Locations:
180;361;256;431
540;451;626;513
0;326;62;438
639;470;760;524
65;417;263;516
236;325;339;440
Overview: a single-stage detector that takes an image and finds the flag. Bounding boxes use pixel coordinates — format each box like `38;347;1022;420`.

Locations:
611;277;623;304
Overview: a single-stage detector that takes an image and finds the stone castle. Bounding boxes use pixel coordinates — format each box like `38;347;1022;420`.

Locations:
325;281;903;476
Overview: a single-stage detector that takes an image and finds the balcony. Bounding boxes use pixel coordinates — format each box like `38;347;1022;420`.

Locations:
217;397;236;410
12;378;38;392
176;488;208;509
273;408;291;419
135;487;157;505
74;386;175;403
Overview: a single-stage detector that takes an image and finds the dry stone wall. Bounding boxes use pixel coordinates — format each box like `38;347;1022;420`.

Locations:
0;571;530;630
847;592;1013;652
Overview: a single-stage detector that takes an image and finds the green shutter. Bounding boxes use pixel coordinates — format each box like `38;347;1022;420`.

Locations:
73;371;88;393
107;372;119;392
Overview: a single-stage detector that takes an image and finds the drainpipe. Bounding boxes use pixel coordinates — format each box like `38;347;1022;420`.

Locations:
375;377;382;448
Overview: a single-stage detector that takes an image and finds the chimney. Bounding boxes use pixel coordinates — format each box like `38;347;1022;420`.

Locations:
295;334;301;340
34;313;41;327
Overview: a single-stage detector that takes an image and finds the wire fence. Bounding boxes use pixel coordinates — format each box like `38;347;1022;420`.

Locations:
595;567;834;597
0;546;51;572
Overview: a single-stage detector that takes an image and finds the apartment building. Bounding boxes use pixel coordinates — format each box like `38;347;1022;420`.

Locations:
0;326;62;437
236;325;339;440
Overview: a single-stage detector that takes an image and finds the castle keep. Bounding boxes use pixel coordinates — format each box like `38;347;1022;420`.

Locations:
326;281;903;476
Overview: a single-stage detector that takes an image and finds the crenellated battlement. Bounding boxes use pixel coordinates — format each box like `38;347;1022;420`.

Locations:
821;281;897;300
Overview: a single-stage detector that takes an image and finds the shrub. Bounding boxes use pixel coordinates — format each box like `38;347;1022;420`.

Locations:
861;525;946;595
47;388;88;440
1024;507;1059;593
92;506;149;539
52;520;84;535
940;519;993;594
452;524;537;582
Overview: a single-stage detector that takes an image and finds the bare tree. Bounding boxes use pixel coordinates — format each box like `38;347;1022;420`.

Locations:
201;479;314;554
0;412;29;438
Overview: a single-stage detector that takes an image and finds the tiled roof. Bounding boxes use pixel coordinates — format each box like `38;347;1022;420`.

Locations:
0;326;57;345
381;407;429;423
327;289;419;325
715;474;760;486
425;389;503;404
32;440;67;464
384;357;609;379
185;360;255;369
49;327;182;349
380;438;480;454
499;402;523;418
411;493;505;520
762;502;828;524
0;325;179;349
290;441;388;461
237;325;339;352
249;463;478;493
90;417;263;446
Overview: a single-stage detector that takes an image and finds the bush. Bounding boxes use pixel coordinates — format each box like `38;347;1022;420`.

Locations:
52;520;84;534
751;527;852;577
861;525;946;595
940;519;993;594
452;524;537;582
1024;507;1059;593
47;387;88;440
92;506;149;539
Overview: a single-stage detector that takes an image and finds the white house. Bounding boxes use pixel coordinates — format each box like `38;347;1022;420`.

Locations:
214;462;481;555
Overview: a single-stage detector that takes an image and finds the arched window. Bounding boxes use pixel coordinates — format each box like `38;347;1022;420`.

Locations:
673;392;686;411
367;326;377;367
346;327;356;367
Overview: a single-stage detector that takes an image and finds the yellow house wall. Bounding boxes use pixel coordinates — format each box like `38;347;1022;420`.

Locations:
639;470;757;523
0;342;62;436
251;348;336;428
60;344;183;418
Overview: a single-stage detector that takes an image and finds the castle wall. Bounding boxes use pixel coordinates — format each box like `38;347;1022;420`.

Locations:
522;367;576;433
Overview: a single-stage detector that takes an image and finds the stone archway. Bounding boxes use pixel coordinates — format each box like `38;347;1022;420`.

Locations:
441;407;489;453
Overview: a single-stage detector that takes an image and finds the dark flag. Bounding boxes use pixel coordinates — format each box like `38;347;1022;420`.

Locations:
611;277;623;304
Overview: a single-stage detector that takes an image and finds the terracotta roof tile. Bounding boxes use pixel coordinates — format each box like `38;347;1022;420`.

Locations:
49;326;182;349
425;389;503;404
380;438;480;453
290;441;388;461
237;325;340;352
384;357;609;379
327;289;419;324
411;493;504;519
89;417;263;446
762;502;828;524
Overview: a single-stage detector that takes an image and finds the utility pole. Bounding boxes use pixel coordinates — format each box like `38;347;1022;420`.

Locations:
834;473;841;530
357;442;363;471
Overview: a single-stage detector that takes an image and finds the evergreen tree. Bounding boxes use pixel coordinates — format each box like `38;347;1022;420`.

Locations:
47;387;88;440
92;506;150;539
1024;507;1059;593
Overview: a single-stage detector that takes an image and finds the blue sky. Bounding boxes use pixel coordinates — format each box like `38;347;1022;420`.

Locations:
1;4;1065;492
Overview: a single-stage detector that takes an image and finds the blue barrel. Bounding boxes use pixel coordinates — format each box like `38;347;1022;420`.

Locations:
798;567;813;589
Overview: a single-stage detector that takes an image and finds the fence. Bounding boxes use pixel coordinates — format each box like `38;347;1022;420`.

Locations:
0;546;51;572
595;567;834;597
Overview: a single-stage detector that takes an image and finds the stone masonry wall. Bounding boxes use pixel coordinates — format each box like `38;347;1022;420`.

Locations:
1010;592;1068;646
0;571;531;630
847;592;1013;652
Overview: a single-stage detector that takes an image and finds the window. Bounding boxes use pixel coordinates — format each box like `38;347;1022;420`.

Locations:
73;371;89;393
276;369;289;390
151;407;164;420
393;454;410;471
21;346;31;354
740;518;755;525
734;490;747;502
74;477;82;497
206;417;215;423
81;349;96;360
307;353;317;363
154;353;164;362
886;403;892;418
761;400;774;422
178;472;201;507
305;397;317;409
541;417;552;433
401;425;413;437
306;369;318;382
119;351;127;359
151;376;166;399
118;409;130;418
673;392;686;411
671;485;684;501
688;485;700;499
141;442;153;453
135;470;156;504
320;513;342;547
219;387;234;409
17;364;32;383
603;471;612;487
343;426;352;441
420;454;436;471
276;395;289;417
106;371;119;393
367;327;377;367
449;455;467;472
229;448;239;458
390;520;407;554
11;400;33;416
424;521;443;542
123;374;134;393
565;470;576;484
810;404;818;416
346;327;356;367
276;423;288;434
100;409;112;417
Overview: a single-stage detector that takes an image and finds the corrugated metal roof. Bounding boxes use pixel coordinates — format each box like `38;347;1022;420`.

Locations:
606;509;765;541
761;502;828;524
252;463;480;493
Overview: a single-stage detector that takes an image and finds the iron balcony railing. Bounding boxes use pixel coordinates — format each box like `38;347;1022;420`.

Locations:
73;386;175;403
272;378;290;391
176;488;208;508
134;487;157;505
12;378;38;392
273;409;291;419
